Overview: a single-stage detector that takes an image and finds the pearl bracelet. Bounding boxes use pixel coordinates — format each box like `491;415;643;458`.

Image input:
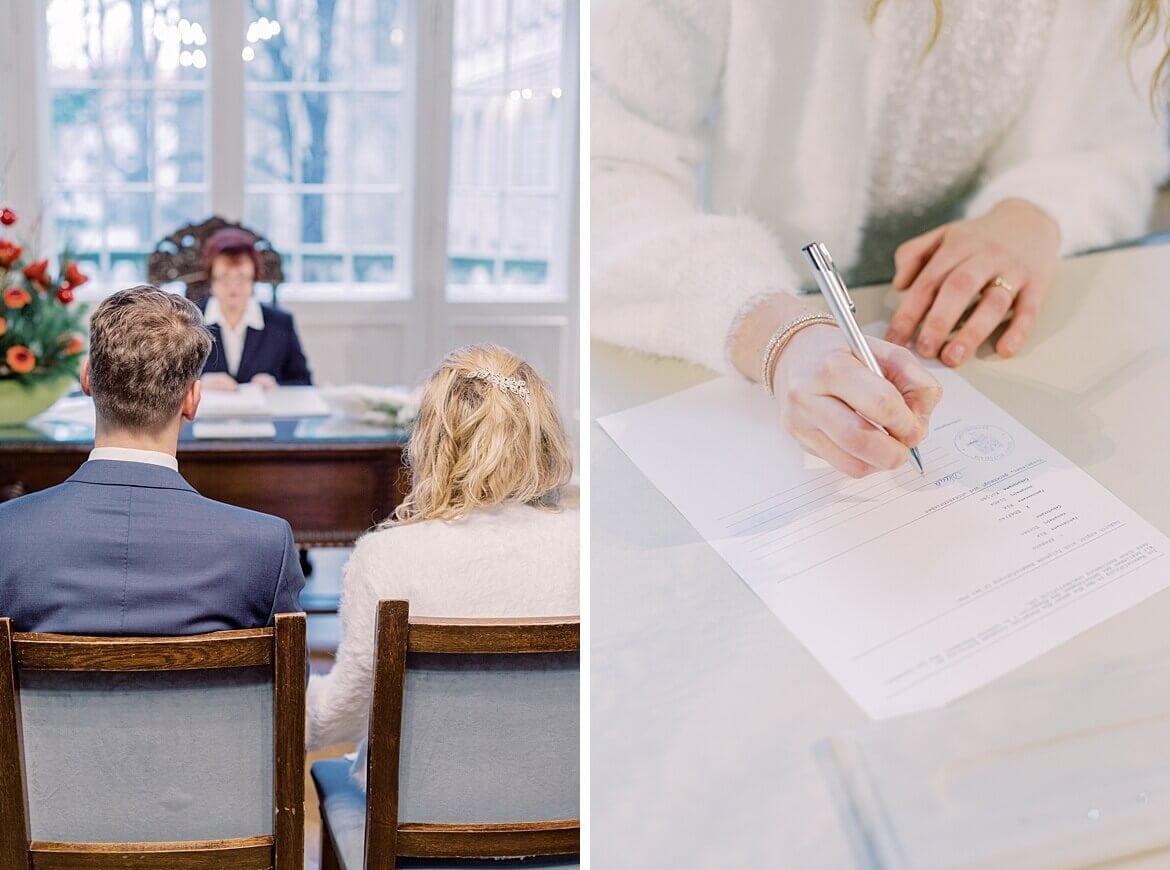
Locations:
761;313;837;396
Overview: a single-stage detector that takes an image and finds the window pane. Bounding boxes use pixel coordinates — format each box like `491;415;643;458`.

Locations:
354;254;396;283
450;94;507;188
350;95;402;184
46;0;209;84
244;0;404;85
245;193;300;250
45;0;211;291
303;254;344;282
347;193;399;247
452;1;507;89
509;0;563;90
502;193;554;262
348;0;407;84
447;0;568;301
51;90;102;185
157;191;208;238
55;191;103;257
449;190;500;260
102;91;153;184
157;90;206;184
106;191;152;255
246;92;296;183
244;0;408;293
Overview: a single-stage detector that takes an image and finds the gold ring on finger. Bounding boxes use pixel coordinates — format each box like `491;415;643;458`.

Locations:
987;275;1018;302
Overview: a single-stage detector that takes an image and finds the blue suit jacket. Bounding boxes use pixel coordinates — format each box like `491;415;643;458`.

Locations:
0;460;305;635
199;301;313;386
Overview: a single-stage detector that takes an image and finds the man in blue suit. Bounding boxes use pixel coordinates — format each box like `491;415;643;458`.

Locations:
0;285;304;635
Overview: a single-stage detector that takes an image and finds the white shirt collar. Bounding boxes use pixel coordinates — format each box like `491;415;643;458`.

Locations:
204;297;265;332
88;447;179;472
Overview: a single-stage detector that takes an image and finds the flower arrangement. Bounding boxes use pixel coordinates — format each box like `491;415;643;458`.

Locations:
321;384;422;429
0;207;89;386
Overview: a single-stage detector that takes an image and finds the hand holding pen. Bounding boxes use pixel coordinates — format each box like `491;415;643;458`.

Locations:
747;245;942;479
803;242;930;475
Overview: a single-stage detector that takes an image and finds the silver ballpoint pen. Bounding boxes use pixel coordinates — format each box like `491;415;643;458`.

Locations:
801;241;925;475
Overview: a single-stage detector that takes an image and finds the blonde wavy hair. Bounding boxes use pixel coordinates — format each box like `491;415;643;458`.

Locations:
387;345;573;525
870;0;1170;101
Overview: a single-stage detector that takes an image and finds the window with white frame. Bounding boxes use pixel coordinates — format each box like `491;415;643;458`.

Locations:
243;0;408;295
34;0;574;304
45;0;212;287
448;0;568;301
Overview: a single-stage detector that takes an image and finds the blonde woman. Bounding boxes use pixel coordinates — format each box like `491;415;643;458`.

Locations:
593;0;1170;479
306;345;578;761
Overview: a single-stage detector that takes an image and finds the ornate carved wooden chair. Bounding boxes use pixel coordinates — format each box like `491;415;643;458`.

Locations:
148;216;285;305
312;600;580;869
0;613;307;869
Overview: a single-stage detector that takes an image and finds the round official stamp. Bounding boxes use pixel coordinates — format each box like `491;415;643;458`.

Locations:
955;424;1015;461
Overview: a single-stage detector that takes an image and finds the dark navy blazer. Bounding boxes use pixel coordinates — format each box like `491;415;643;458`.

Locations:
0;460;305;635
199;301;313;386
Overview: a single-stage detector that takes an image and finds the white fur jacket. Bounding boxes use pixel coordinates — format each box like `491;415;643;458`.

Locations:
592;0;1170;374
306;502;580;751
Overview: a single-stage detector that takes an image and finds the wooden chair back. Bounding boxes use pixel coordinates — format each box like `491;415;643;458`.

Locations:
363;600;579;867
147;215;285;304
0;613;306;869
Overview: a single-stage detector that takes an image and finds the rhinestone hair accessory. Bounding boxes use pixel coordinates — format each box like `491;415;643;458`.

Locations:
465;368;532;406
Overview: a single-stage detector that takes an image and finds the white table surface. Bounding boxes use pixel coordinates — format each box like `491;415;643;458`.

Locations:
590;242;1170;869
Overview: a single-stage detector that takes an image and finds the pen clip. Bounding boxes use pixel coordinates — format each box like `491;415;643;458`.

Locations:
823;250;856;314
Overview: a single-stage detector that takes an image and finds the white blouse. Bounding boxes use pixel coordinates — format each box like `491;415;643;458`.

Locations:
203;297;264;378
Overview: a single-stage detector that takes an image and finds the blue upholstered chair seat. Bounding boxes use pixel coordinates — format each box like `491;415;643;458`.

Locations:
311;760;579;870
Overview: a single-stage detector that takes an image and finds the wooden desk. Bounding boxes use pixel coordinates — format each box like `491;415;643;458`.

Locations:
0;417;408;549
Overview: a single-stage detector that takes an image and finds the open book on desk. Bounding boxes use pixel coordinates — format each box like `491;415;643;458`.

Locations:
598;364;1170;719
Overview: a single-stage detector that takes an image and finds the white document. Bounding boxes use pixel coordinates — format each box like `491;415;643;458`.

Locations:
191;420;277;439
599;368;1170;719
30;395;96;428
195;383;271;418
264;385;331;418
195;384;331;419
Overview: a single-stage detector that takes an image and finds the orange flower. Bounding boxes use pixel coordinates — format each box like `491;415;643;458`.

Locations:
6;346;36;375
0;316;6;337
60;333;85;355
0;240;22;268
63;262;89;287
3;287;31;309
23;259;50;287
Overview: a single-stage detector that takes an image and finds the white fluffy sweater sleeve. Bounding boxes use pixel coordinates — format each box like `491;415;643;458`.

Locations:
305;534;388;749
590;0;798;375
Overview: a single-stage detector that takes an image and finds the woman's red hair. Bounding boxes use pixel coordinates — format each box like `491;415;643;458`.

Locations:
203;228;263;279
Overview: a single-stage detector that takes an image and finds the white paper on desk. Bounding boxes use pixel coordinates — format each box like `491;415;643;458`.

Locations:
598;367;1170;719
30;395;95;427
264;385;331;418
194;384;330;419
192;420;276;439
195;383;270;418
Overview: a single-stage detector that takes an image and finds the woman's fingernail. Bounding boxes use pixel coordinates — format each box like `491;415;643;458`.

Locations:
1002;337;1020;356
945;342;965;365
917;338;936;357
